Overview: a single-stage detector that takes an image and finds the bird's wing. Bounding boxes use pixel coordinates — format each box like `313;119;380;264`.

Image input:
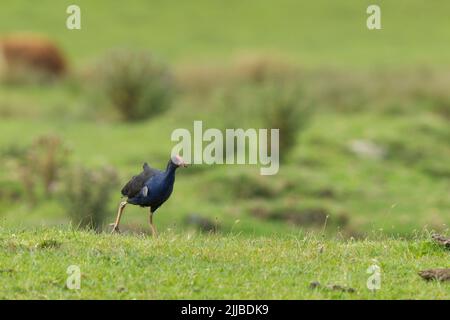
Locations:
121;162;160;198
142;185;149;197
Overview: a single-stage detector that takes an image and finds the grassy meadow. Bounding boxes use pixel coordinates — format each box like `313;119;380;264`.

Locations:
0;1;449;299
2;0;450;67
1;228;449;299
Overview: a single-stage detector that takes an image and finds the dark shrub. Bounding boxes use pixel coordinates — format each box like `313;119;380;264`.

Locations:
29;135;70;195
3;134;70;202
260;84;310;162
96;49;173;121
60;165;118;231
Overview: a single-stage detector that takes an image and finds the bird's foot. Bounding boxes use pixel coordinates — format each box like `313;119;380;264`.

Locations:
109;223;121;234
150;228;158;238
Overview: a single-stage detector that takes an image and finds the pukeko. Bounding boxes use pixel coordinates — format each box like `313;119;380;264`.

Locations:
110;155;187;236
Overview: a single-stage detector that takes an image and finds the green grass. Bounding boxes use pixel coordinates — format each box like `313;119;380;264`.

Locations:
0;228;448;299
0;1;449;300
1;87;448;236
2;0;450;68
0;2;449;238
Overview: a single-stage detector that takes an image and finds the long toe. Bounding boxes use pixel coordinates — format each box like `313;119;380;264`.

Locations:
110;225;120;234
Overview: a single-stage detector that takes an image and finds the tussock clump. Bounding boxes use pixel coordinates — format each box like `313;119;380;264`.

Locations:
94;49;174;121
29;135;70;195
260;84;310;162
3;134;70;203
60;165;119;231
203;82;311;163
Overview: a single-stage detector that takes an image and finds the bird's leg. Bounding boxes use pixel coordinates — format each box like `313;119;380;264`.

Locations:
148;210;158;238
110;201;127;234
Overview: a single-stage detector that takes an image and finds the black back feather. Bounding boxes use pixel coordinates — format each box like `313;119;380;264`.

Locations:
121;163;159;198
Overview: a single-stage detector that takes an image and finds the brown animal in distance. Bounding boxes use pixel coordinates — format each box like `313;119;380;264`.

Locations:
0;34;66;78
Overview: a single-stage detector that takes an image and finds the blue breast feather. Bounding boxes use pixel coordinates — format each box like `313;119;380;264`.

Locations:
127;170;175;212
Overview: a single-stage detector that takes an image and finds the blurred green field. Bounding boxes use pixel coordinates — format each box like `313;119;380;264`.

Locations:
1;0;450;67
0;1;449;238
1;74;449;237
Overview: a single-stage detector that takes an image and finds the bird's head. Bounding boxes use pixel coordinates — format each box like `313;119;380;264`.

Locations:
171;154;187;168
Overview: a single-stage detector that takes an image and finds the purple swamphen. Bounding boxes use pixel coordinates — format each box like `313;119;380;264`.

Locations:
110;155;187;236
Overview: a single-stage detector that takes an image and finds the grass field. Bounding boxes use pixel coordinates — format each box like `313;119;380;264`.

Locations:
0;228;448;299
1;0;450;67
0;2;449;236
0;1;449;300
1;71;448;237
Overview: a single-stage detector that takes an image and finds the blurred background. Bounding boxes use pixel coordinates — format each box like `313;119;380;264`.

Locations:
0;0;448;237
